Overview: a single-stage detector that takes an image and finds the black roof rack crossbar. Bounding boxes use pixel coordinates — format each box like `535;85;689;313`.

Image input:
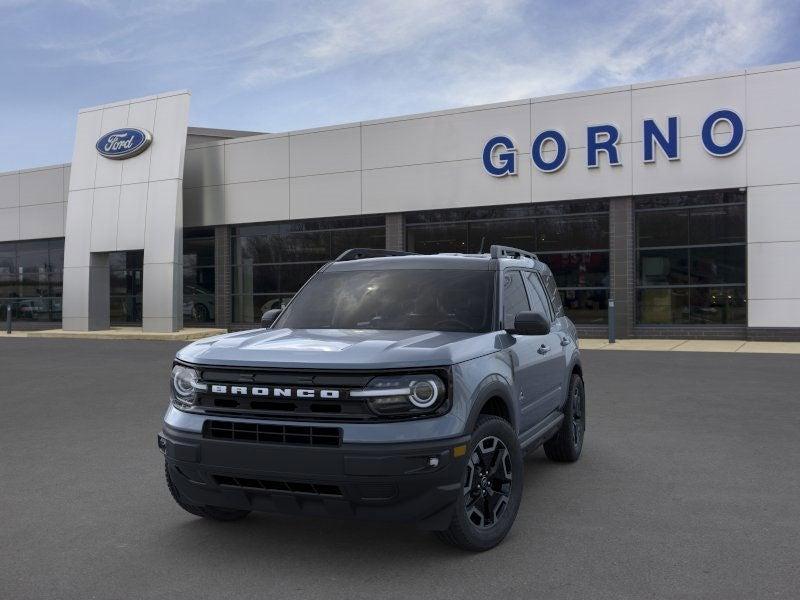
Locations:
334;248;418;262
489;245;538;261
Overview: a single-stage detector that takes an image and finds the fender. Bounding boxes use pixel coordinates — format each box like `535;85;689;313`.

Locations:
463;373;516;434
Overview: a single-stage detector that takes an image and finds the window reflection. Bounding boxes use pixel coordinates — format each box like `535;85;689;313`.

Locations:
405;201;611;324
231;216;386;323
0;238;64;323
635;190;746;325
109;250;143;325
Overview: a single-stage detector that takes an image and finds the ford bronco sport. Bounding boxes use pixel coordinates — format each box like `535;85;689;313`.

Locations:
160;245;586;551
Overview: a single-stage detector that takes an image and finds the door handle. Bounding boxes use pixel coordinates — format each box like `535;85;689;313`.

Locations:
538;344;551;355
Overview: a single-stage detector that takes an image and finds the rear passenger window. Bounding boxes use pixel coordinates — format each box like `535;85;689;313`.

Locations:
541;269;565;318
502;271;531;327
522;271;551;319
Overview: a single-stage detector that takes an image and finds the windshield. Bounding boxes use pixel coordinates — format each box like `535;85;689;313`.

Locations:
274;269;495;333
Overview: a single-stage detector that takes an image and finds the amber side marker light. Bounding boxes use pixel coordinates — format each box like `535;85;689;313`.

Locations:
453;445;467;458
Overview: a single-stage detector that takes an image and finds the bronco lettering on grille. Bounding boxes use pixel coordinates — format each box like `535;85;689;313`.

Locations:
208;385;341;399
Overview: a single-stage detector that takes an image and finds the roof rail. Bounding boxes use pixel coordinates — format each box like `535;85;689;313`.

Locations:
334;248;418;262
489;245;538;261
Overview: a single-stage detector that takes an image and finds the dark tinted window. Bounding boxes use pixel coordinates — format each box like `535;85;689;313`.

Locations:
405;200;610;324
541;268;565;318
231;217;386;323
537;215;608;251
522;271;550;319
0;238;64;323
183;229;216;325
639;249;689;286
467;220;535;254
689;205;745;245
544;252;609;288
689;246;746;285
406;223;468;254
560;289;607;324
109;250;143;325
502;271;530;327
276;269;495;333
635;190;746;325
637;210;688;247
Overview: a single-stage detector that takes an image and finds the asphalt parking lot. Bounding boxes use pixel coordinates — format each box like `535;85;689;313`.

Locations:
1;339;798;600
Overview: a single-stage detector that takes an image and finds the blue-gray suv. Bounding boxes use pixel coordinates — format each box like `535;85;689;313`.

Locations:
160;245;586;551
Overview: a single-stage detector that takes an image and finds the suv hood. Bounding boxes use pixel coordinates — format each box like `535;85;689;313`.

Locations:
177;328;499;370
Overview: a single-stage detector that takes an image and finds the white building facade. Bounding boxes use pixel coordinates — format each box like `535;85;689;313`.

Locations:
1;61;799;339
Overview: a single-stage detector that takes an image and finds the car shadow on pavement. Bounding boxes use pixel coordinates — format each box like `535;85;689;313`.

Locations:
151;447;567;567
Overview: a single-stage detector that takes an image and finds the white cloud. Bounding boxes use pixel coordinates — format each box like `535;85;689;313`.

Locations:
433;0;782;106
236;0;522;88
19;0;784;102
212;0;784;117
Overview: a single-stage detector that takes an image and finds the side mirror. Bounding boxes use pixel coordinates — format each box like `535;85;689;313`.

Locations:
260;308;282;329
509;311;550;336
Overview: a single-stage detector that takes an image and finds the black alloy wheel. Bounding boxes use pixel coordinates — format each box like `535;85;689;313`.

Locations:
543;373;586;462
570;378;585;448
436;415;523;551
464;435;513;528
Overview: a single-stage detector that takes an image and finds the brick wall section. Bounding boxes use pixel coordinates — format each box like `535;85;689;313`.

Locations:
214;225;231;329
576;325;608;339
609;197;634;339
746;327;800;341
634;326;746;340
385;213;404;251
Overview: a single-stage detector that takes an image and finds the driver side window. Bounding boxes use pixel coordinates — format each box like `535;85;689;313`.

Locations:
502;271;531;328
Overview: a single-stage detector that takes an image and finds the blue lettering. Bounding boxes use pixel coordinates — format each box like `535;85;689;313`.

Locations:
701;109;745;157
587;124;621;168
482;135;517;176
643;116;679;162
531;130;569;173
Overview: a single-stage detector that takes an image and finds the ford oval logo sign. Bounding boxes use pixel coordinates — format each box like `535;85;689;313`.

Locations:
95;128;152;160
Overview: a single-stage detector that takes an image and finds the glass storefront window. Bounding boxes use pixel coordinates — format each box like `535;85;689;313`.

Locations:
468;221;535;253
109;250;143;325
635;190;746;325
537;215;609;251
542;252;609;288
407;223;468;254
405;201;610;324
184;228;216;325
0;238;64;322
231;216;386;323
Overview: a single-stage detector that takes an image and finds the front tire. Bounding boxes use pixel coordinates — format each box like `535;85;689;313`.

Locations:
543;373;586;462
164;463;250;521
436;415;523;551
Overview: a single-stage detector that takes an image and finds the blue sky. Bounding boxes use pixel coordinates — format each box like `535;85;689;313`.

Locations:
1;0;798;171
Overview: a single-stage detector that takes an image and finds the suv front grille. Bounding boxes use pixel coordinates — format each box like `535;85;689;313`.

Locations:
213;475;343;497
195;368;376;421
192;366;450;422
204;420;342;447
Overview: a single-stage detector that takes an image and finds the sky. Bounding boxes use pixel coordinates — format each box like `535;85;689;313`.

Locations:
0;0;798;171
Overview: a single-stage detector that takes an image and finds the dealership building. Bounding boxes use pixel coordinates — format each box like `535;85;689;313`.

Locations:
1;60;799;339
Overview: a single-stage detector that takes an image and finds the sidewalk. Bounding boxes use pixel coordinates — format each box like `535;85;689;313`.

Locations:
0;327;226;341
580;338;800;354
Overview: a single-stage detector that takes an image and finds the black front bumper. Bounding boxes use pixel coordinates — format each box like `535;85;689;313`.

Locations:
159;423;470;530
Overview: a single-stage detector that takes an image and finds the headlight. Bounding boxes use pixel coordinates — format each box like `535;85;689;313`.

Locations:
170;364;205;410
351;373;448;417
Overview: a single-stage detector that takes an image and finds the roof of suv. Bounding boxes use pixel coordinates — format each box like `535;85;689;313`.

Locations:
324;247;542;272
